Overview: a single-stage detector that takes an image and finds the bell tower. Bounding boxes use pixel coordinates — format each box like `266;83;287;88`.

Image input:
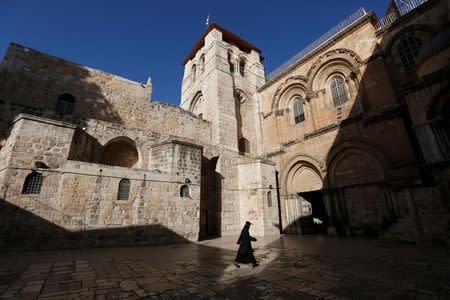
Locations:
181;24;279;237
180;24;265;155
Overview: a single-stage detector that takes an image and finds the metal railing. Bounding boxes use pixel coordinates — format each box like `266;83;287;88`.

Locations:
375;0;428;31
266;7;368;82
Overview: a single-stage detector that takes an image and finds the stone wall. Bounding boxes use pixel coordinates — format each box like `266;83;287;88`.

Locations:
0;115;203;249
0;43;212;145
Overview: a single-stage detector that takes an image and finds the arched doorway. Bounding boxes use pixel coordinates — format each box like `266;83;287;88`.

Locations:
281;157;326;234
326;147;395;236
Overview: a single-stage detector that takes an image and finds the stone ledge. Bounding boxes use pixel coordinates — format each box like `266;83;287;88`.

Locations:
12;113;77;129
150;139;203;150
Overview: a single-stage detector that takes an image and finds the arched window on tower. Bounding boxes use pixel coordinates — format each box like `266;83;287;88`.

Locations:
398;34;423;73
117;178;130;200
330;75;348;107
200;54;205;74
55;93;76;115
228;51;235;73
22;171;43;194
180;185;190;198
190;92;204;118
292;97;305;124
238;137;250;154
239;59;246;77
191;64;197;82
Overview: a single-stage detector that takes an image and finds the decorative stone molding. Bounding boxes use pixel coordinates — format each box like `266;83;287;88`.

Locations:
306;90;320;100
266;148;285;158
306;48;363;80
281;139;299;148
271;75;308;112
303;123;339;140
234;88;248;104
270;48;363;112
261;111;272;119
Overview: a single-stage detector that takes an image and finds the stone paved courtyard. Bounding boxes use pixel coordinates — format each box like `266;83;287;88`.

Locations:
0;235;449;299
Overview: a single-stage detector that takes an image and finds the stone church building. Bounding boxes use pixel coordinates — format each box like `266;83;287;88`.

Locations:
0;0;449;248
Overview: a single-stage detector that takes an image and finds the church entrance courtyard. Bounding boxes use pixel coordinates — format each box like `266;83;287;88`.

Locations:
1;236;449;299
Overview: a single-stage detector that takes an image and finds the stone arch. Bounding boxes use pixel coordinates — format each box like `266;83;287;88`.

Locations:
199;53;205;74
326;141;390;189
55;93;76;115
281;154;324;194
100;136;139;168
271;75;308;112
384;24;434;55
307;48;362;91
189;91;204;118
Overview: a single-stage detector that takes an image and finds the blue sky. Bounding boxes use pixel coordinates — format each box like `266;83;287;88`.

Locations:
0;1;388;105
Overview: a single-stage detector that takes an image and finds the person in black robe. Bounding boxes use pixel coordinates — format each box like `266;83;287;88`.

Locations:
233;221;259;268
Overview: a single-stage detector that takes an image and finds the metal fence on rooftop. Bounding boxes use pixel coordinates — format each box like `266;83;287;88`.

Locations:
375;0;428;31
266;7;368;82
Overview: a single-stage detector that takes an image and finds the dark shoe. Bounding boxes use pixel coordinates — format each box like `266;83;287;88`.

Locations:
233;262;240;268
252;263;259;267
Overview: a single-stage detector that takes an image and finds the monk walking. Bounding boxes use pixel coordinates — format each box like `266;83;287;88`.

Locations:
233;221;259;268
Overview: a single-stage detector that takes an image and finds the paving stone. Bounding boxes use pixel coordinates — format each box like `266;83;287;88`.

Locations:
0;236;448;299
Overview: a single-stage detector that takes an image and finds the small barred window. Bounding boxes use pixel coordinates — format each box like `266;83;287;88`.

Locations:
117;178;130;200
22;172;43;194
238;138;250;154
330;75;348;107
180;185;190;197
267;191;273;207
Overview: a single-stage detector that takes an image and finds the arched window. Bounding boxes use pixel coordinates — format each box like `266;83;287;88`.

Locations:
190;92;204;118
200;54;205;74
238;137;250;154
228;51;235;73
330;75;348;107
191;64;197;82
55;93;75;115
117;178;130;200
292;97;305;124
239;59;246;77
267;191;273;207
22;172;43;194
398;34;423;73
180;185;190;197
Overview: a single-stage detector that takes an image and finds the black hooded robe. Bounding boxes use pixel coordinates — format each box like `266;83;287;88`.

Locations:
235;226;257;264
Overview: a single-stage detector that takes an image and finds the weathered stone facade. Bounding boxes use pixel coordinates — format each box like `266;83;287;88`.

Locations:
0;0;449;248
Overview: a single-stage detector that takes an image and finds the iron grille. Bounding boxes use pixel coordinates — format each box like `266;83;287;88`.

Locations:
330;76;348;107
398;34;423;72
22;172;43;194
293;98;305;124
117;178;130;200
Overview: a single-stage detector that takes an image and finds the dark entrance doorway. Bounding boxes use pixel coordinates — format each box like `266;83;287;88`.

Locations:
298;191;327;234
200;156;222;239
